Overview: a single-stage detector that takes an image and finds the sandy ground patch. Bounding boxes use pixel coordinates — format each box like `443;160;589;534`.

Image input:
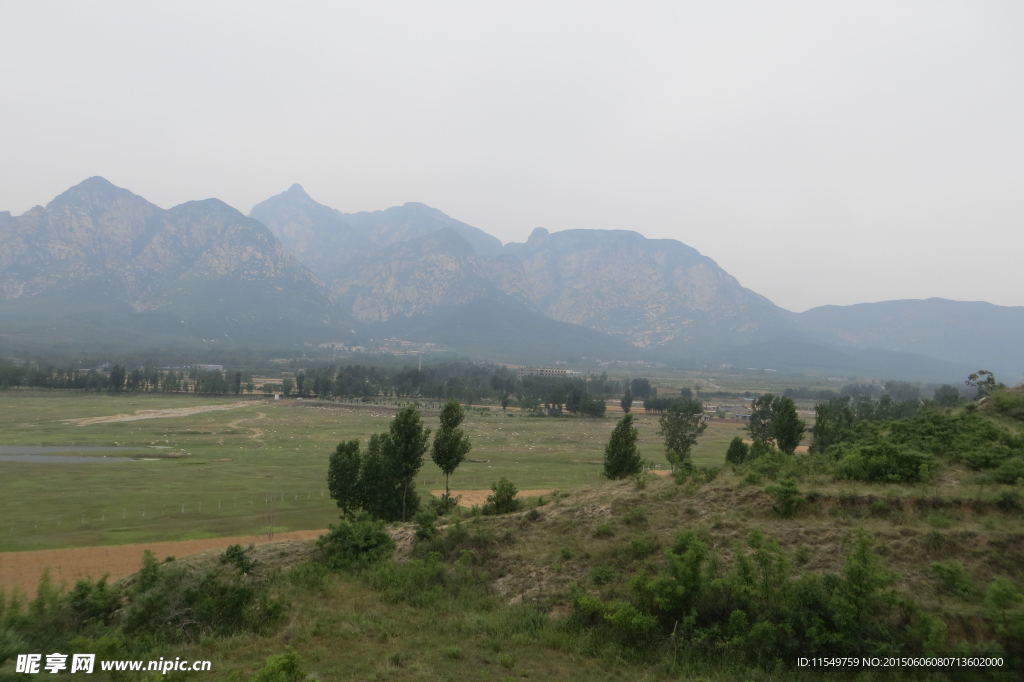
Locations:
0;529;324;596
64;401;260;426
430;488;554;508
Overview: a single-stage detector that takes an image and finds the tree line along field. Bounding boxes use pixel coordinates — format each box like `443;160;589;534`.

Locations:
0;391;750;553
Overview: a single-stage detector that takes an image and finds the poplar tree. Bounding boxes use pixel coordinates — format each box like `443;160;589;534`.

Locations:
432;399;471;502
603;413;642;479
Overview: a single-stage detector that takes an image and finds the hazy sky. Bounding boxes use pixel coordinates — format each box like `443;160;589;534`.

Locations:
2;1;1021;312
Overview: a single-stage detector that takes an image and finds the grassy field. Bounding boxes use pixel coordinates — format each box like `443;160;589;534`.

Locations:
0;391;747;552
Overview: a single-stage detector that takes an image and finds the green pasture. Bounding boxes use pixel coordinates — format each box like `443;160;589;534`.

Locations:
0;391;746;551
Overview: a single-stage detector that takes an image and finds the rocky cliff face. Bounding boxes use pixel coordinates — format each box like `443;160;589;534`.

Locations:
0;178;349;348
250;186;794;354
7;177;1007;379
501;227;794;351
250;186;502;288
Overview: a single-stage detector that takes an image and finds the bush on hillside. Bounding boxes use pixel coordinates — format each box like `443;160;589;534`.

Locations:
572;530;946;665
991;389;1024;421
725;437;750;465
317;513;394;571
833;442;934;483
484;478;520;514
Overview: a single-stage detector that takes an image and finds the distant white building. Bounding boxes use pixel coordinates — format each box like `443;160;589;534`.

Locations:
193;364;224;372
516;367;580;378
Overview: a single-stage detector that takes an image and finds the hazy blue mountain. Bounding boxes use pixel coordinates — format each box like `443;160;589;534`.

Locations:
799;298;1024;381
344;201;503;256
335;228;506;323
368;296;640;364
5;178;1019;380
250;186;503;289
249;184;372;283
0;178;351;352
501;227;799;358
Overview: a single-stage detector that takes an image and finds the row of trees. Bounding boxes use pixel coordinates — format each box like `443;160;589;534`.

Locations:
0;360;253;394
327;400;471;521
603;398;710;478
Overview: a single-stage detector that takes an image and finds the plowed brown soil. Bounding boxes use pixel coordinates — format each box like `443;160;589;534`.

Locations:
0;529;324;597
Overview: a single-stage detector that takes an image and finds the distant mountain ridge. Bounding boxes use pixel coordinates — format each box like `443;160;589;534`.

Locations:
798;299;1024;380
0;177;350;351
1;177;1020;381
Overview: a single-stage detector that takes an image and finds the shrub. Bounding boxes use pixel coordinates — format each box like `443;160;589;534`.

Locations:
931;561;976;599
992;389;1024;421
726;437;750;465
66;576;119;629
484;478;520;515
414;508;438;540
592;524;614;539
317;513;394;571
835;442;933;483
220;544;256;575
990;456;1024;485
252;649;306;682
570;590;658;648
591;565;618;586
569;529;947;665
622;508;647;526
766;480;804;518
368;557;446;606
121;561;281;642
628;535;660;559
996;490;1023;513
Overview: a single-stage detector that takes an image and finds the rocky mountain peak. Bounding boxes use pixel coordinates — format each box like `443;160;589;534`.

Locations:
285;183;310;197
46;176;142;210
527;226;549;242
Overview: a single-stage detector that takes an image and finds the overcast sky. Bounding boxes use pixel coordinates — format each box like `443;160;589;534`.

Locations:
2;1;1021;312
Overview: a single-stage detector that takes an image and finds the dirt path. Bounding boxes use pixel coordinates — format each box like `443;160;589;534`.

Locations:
430;488;554;508
224;411;267;444
64;401;261;426
0;529;324;596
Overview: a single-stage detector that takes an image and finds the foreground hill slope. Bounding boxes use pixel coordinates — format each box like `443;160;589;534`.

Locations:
120;463;1024;680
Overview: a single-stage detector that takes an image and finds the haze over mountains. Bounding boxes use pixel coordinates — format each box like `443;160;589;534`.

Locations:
1;177;1020;382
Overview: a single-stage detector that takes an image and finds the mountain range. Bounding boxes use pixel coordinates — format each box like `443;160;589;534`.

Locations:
1;177;1020;382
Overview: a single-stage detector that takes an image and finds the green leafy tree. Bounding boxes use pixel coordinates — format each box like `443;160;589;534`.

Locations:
630;378;654;399
604;413;642;479
359;434;391;519
386;404;431;521
580;396;607;417
933;384;961;407
108;365;126;393
725;436;749;465
966;370;1000;399
749;394;805;454
620;389;633;413
432;399;471;501
811;397;856;452
658;398;707;473
327;440;363;515
772;396;805;454
747;394;775;447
